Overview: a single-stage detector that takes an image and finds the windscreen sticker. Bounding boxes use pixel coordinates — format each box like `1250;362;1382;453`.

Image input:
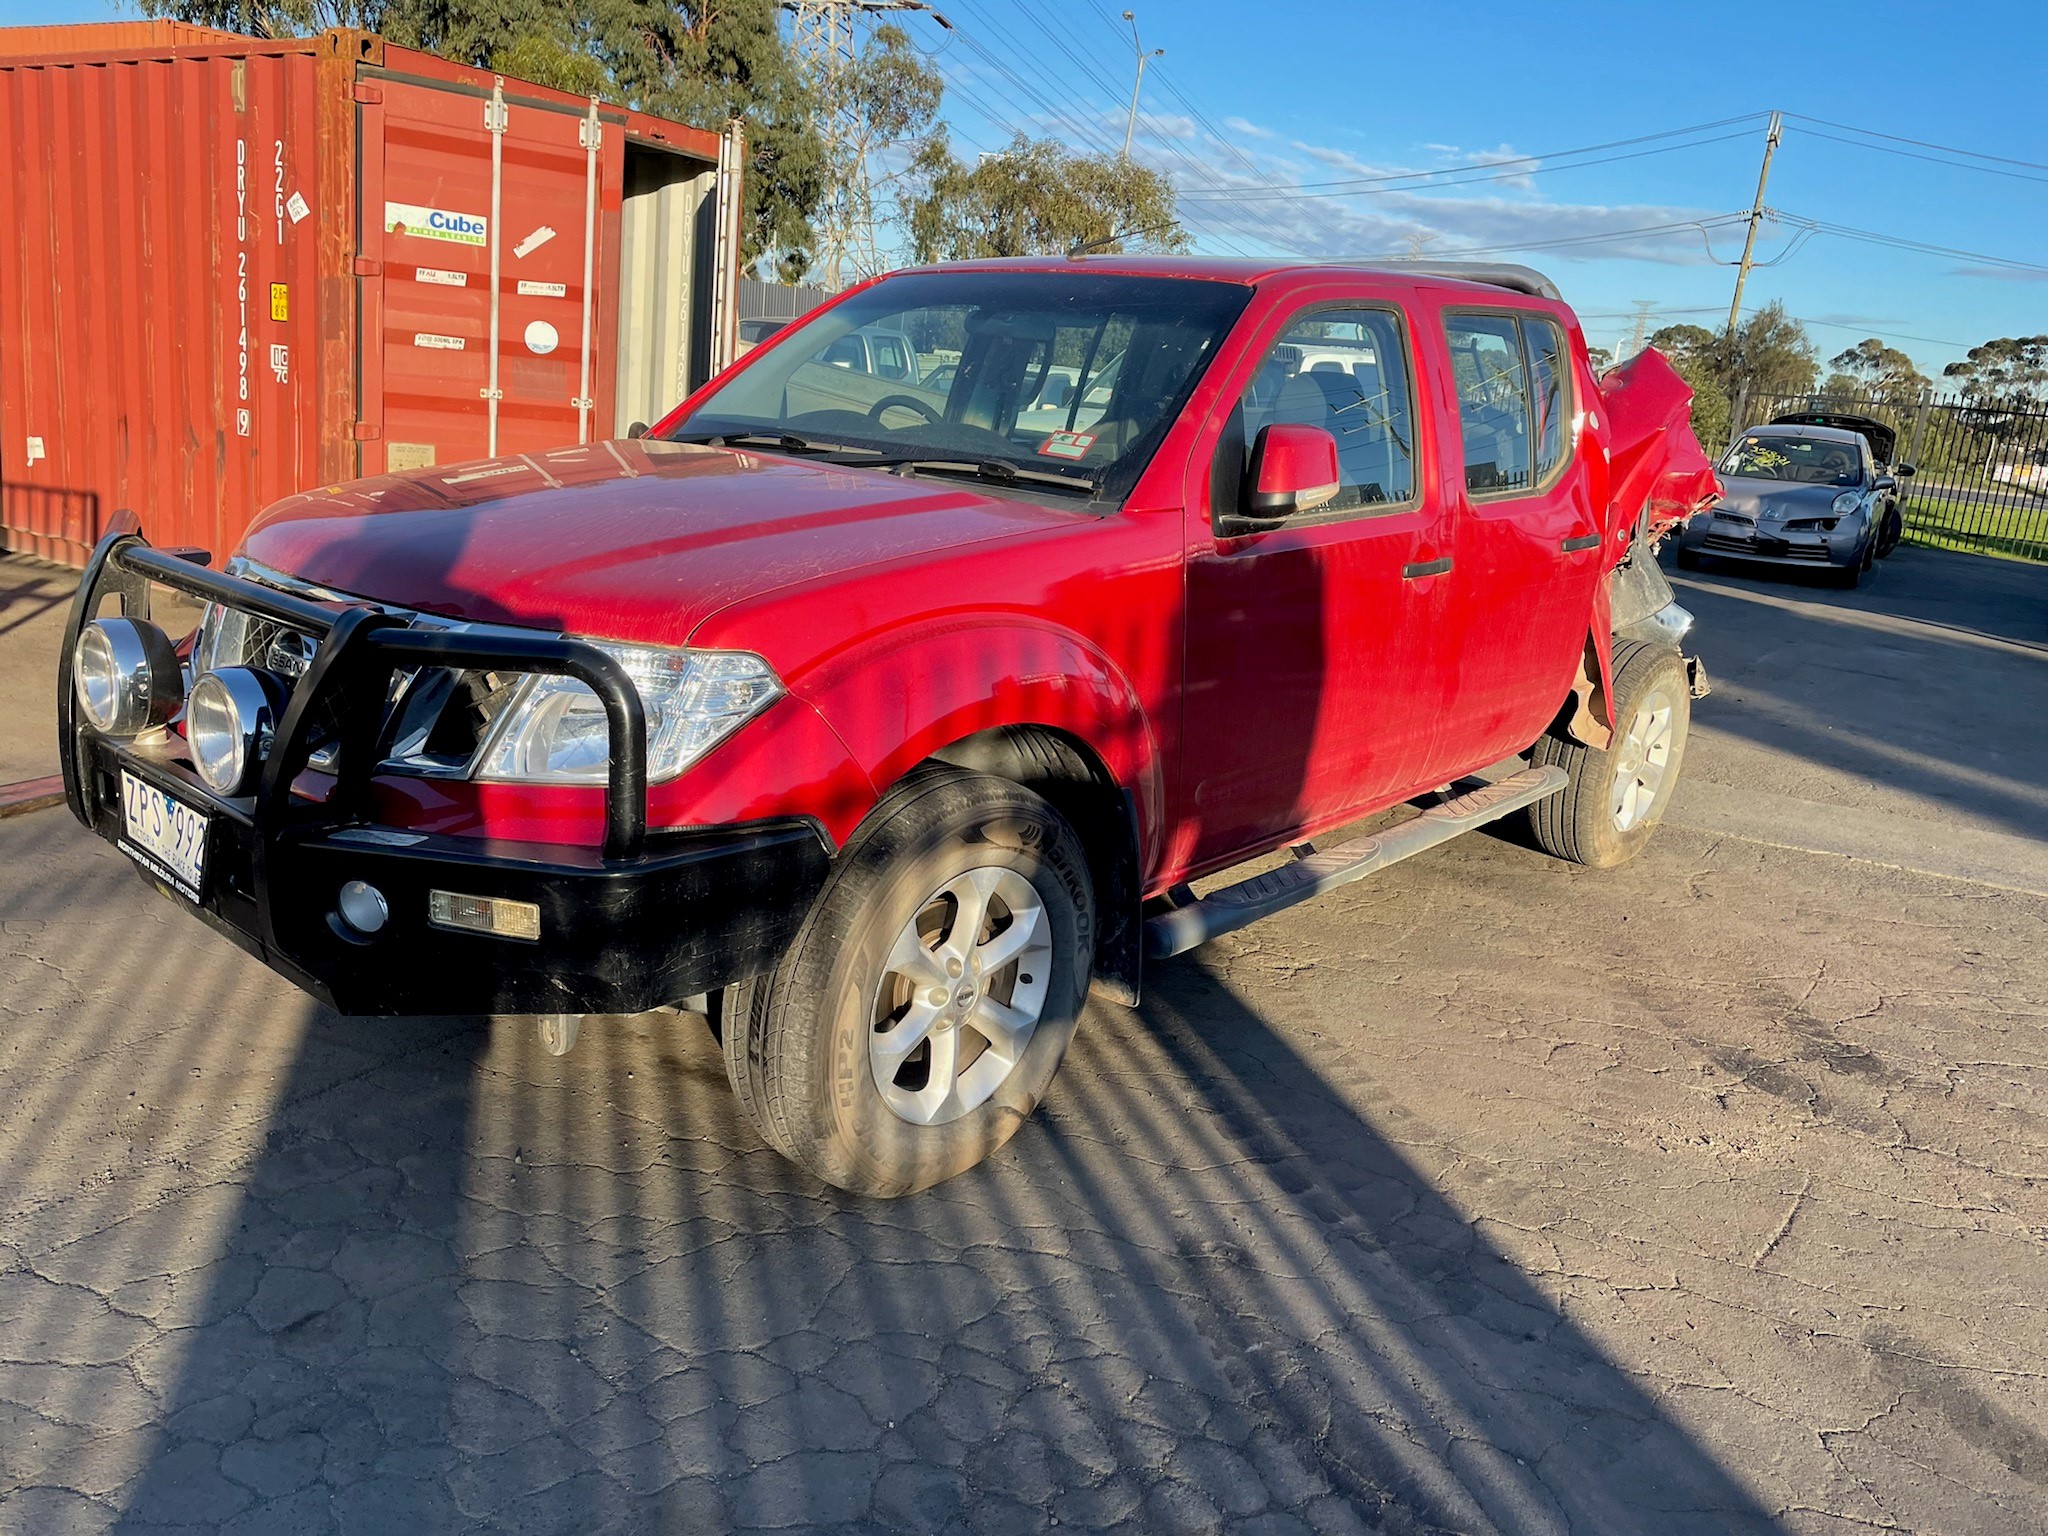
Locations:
513;225;557;259
1038;431;1097;460
413;333;465;351
517;280;567;298
416;267;468;287
384;201;488;246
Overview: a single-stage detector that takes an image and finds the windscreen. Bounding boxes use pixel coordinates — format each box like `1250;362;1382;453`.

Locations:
669;271;1253;498
1721;433;1861;486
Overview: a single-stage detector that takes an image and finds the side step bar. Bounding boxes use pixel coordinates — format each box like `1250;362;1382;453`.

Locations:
1142;765;1568;960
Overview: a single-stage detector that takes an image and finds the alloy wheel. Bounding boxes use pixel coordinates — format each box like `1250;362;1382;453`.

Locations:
868;866;1054;1126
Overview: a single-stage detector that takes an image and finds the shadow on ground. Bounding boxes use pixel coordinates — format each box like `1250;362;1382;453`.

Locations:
0;806;1778;1534
1668;545;2048;843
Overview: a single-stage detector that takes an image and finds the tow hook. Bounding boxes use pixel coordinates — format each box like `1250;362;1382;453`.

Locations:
1687;655;1712;700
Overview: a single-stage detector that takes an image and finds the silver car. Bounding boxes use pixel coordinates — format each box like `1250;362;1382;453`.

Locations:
1675;422;1902;589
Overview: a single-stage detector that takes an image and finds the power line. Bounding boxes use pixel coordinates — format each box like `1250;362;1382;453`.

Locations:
1176;129;1759;204
1783;112;2048;175
1167;114;1770;196
1774;210;2048;278
1790;125;2048;187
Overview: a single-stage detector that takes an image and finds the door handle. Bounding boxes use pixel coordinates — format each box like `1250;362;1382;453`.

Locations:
1402;557;1452;579
1560;534;1602;553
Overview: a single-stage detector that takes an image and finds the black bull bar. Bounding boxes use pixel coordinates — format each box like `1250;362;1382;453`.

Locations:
55;529;830;1017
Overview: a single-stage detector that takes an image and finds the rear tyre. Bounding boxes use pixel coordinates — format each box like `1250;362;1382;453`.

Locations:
1528;641;1690;869
727;767;1094;1197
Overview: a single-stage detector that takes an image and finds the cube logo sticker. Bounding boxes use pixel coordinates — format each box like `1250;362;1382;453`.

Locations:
384;201;488;247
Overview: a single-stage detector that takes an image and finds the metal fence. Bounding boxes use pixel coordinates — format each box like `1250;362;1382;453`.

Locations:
1736;387;2048;563
739;277;836;322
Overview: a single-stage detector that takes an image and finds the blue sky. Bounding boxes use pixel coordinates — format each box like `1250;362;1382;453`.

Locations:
30;0;2046;375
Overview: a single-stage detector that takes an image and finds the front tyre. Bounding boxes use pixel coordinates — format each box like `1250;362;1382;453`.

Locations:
727;768;1094;1197
1528;641;1691;869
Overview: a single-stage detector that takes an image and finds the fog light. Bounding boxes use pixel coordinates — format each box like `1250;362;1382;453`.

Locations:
428;889;541;942
337;880;388;935
73;617;183;736
187;668;286;794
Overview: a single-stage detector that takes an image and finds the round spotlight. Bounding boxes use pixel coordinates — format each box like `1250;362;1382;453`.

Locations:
72;617;183;737
187;668;285;795
337;880;389;936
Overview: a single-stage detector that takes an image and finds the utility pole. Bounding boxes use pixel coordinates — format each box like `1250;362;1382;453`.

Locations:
1725;109;1783;337
1120;10;1163;160
784;0;948;289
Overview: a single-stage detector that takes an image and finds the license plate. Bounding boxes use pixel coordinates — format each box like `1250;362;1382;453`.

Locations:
119;771;210;901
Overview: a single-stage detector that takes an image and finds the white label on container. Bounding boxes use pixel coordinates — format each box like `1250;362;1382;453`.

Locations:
524;320;560;356
413;333;466;351
269;343;289;383
285;191;310;224
416;267;468;288
25;435;45;466
385;201;488;246
516;280;567;298
513;225;556;259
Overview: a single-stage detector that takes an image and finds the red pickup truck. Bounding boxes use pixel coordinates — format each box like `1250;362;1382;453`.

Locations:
59;257;1715;1195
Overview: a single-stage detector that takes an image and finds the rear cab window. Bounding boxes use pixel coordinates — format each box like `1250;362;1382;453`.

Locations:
1444;310;1573;497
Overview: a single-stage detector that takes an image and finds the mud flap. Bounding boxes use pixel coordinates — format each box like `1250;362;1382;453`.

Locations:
1687;655;1711;700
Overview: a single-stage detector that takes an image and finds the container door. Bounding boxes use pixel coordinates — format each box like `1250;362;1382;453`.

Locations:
365;78;604;472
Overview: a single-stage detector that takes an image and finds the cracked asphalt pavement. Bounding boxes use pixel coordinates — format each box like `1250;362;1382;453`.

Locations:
2;547;2045;1533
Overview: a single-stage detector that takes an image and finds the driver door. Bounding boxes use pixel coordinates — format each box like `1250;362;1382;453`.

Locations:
1178;297;1456;870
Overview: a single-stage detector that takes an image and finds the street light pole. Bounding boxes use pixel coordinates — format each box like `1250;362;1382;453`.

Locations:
1120;10;1163;160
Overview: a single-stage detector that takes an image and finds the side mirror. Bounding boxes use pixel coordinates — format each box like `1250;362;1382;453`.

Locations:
1218;423;1341;535
626;421;650;440
1873;474;1897;492
1894;463;1915;477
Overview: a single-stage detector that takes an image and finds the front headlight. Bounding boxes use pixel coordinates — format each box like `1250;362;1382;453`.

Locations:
1830;491;1862;515
474;642;782;785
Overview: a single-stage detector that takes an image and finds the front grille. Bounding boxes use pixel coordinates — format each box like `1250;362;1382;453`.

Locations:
1714;511;1756;527
188;561;521;778
1704;534;1758;554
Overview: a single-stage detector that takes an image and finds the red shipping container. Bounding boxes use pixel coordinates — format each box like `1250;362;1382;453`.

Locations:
0;25;743;565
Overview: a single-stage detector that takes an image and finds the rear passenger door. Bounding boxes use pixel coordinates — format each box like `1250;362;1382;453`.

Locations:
1180;298;1455;866
1435;308;1603;771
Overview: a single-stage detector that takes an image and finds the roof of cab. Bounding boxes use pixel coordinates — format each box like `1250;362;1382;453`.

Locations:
898;254;1564;301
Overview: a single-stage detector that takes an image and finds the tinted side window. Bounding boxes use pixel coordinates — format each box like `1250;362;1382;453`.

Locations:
1240;308;1416;513
1445;314;1531;494
1525;319;1569;480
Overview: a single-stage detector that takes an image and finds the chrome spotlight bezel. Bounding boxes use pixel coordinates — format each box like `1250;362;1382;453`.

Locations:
72;617;183;737
186;667;287;796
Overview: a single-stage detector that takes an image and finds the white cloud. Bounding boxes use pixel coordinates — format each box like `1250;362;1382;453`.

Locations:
1124;113;1723;269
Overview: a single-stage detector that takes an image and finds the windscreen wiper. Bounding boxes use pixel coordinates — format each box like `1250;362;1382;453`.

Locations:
871;457;1101;496
673;430;884;458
